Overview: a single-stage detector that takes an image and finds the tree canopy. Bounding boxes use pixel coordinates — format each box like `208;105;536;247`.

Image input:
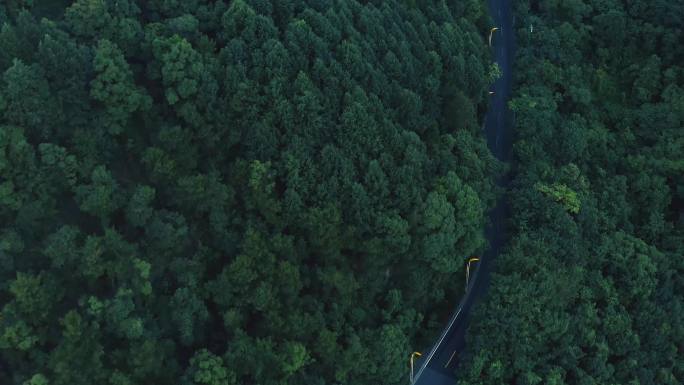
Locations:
0;1;499;384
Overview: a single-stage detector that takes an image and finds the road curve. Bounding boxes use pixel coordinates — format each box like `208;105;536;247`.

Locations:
411;0;514;383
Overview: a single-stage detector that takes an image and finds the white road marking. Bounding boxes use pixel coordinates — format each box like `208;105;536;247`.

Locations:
445;350;458;368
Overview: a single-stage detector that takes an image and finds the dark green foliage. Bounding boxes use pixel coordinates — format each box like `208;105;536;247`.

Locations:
0;1;498;384
457;1;684;384
2;60;60;140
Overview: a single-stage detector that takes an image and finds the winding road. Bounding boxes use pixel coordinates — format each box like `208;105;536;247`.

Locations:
411;0;514;383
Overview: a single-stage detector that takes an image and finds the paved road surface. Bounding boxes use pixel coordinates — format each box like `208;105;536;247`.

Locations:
411;0;514;383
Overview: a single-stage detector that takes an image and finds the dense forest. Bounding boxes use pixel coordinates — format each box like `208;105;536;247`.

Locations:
0;1;501;384
457;1;684;385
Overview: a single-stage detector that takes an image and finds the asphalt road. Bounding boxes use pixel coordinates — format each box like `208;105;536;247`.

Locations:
411;0;514;383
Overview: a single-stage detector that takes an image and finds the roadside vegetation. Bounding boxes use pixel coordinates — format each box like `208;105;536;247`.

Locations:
457;1;684;384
